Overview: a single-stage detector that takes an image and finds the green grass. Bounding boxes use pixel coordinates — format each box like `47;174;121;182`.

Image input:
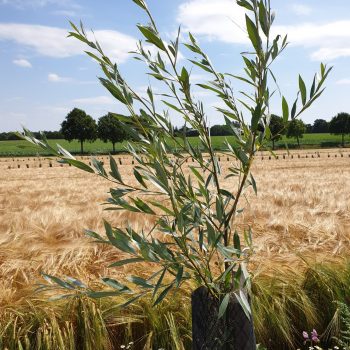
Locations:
0;134;349;157
0;139;130;157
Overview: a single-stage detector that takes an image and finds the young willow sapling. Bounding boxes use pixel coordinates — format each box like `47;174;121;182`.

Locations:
22;0;331;326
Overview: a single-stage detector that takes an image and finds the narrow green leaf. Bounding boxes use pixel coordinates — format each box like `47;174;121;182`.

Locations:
131;198;155;215
85;51;104;64
215;198;224;221
197;83;224;96
250;173;257;195
206;221;216;246
67;32;90;45
291;97;298;119
310;74;316;98
149;201;175;216
62;159;94;173
189;59;212;73
128;276;153;289
184;43;200;54
92;157;107;177
228;74;255;87
42;274;75;290
237;0;254;11
137;25;165;50
258;1;269;36
153;283;173;306
198;228;204;251
251;103;261;132
108;257;144;268
162;100;183;114
132;0;147;10
110;156;123;182
85;229;107;242
121;292;147;308
234;290;252;319
234;231;241;254
175;266;184;288
244;227;253;247
104;220;136;254
245;14;261;52
282;96;289;123
88;291;122;298
299;75;307;105
69;21;79;33
153;268;167;298
57;144;74;159
180;67;190;89
102;278;130;291
99;78;127;104
218;293;230;319
189;166;204;183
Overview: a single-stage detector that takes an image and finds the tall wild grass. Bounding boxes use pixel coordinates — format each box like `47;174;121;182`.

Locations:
1;258;349;349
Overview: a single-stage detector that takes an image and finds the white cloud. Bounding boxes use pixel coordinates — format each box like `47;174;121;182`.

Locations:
0;23;137;63
275;21;350;61
13;58;32;67
72;96;115;106
310;47;350;61
177;0;350;62
177;0;247;44
336;79;350;85
48;73;71;82
47;73;96;85
190;73;211;83
51;9;77;17
40;106;69;113
0;0;77;9
291;4;312;16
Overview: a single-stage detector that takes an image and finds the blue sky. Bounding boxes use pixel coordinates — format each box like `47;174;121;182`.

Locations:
0;0;350;132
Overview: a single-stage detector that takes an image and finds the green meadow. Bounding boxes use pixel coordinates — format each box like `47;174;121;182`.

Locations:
0;133;348;157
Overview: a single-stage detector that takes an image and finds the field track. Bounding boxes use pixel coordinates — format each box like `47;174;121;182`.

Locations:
1;148;350;170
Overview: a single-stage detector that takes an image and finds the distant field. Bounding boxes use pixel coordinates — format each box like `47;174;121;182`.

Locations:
0;133;348;156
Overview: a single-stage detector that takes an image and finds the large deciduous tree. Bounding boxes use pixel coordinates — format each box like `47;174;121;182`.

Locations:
329;112;350;147
98;113;128;152
269;115;285;150
210;124;236;136
286;119;306;148
312;119;329;133
61;108;97;154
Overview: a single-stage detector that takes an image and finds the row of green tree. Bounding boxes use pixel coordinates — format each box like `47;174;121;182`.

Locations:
269;112;350;149
0;130;64;141
60;108;130;153
2;108;127;153
3;109;350;152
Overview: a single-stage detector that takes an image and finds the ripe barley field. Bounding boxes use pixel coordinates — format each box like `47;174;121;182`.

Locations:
1;149;350;349
1;149;349;304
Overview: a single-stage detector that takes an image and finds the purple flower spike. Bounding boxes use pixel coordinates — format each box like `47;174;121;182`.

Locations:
302;331;309;339
311;329;320;342
312;336;320;343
